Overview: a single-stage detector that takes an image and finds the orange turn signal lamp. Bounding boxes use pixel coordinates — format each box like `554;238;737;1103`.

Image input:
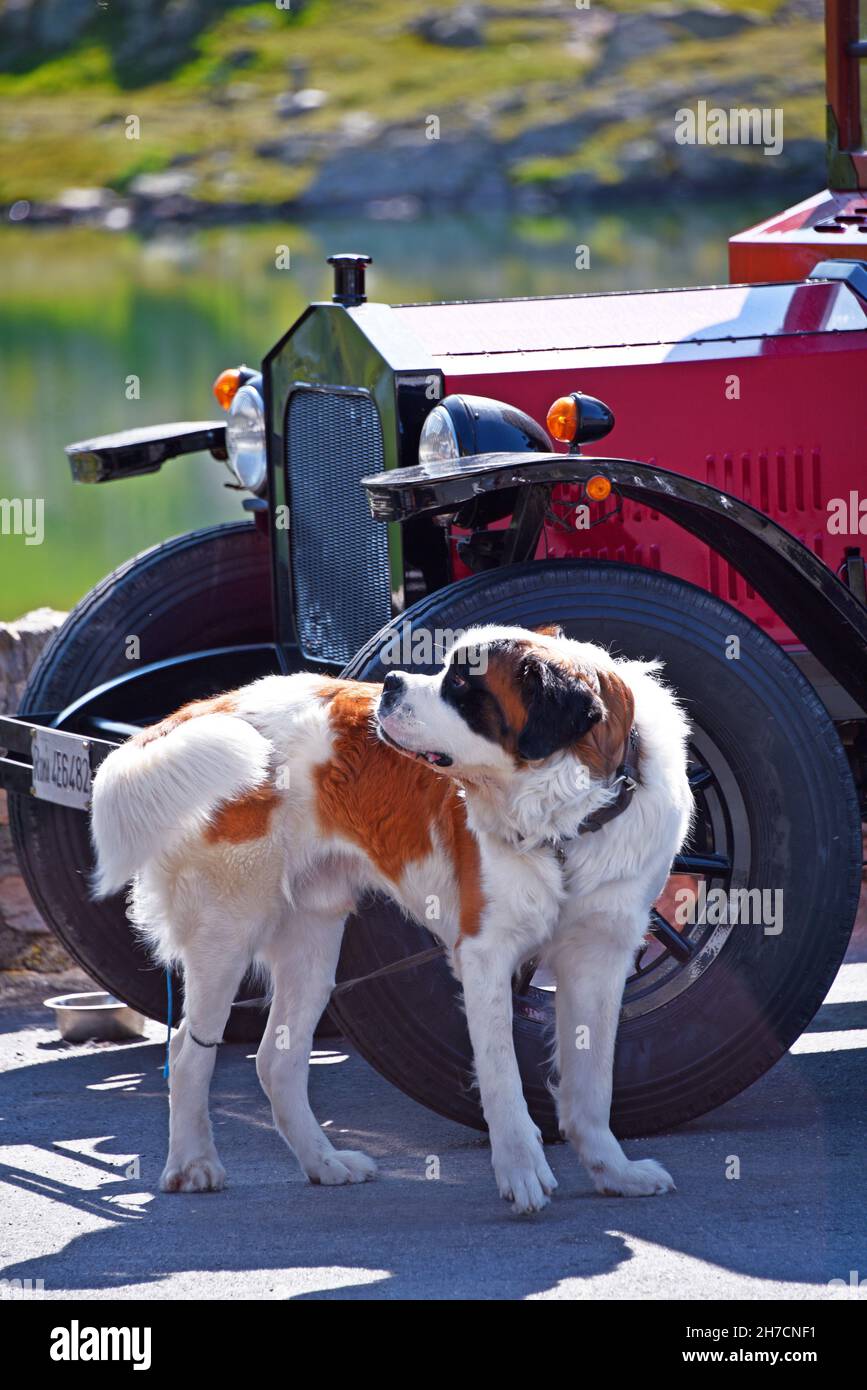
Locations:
585;474;612;502
546;395;578;444
545;390;615;452
545;391;616;501
213;367;244;410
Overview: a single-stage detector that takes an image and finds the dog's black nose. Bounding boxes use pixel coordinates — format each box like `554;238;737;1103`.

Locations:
380;671;405;713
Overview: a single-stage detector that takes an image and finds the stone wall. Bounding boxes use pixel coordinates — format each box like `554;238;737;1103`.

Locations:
0;608;74;970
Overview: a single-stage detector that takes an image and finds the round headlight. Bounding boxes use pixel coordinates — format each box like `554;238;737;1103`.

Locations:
419;394;551;468
418;403;460;466
226;382;266;493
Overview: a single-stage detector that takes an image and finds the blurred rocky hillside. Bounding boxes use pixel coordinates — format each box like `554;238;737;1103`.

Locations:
0;0;827;224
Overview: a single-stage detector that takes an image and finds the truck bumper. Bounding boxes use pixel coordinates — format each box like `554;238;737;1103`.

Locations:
0;714;118;810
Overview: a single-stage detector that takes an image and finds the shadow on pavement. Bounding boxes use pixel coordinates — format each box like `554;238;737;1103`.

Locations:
0;973;865;1300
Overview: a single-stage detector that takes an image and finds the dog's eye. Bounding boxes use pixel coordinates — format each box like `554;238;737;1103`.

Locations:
450;669;468;691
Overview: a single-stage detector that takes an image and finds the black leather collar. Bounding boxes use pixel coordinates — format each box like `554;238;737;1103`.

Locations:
576;725;641;835
549;727;641;864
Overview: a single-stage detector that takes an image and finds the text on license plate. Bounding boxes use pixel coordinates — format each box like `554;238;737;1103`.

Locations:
31;728;93;810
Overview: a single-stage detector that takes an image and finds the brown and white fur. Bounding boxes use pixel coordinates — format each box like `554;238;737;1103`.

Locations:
90;623;692;1213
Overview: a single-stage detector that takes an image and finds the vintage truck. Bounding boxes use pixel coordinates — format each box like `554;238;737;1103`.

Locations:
2;0;865;1142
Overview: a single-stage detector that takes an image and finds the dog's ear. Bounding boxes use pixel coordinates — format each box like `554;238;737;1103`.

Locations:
532;622;565;640
516;653;602;761
577;668;635;778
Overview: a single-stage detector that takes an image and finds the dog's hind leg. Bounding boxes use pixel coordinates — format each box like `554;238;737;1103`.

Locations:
256;910;377;1187
160;934;251;1194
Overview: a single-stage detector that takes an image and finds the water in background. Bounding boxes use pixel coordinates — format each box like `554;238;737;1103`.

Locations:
0;198;779;619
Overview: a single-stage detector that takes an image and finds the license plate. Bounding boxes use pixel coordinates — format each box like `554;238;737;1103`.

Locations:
31;728;93;810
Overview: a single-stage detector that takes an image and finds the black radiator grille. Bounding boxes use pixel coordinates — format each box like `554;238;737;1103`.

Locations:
285;387;391;666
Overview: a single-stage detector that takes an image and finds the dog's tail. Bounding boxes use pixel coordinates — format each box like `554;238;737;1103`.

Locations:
90;713;272;898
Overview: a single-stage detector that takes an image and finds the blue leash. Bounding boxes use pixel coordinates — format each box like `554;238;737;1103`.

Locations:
163;969;173;1080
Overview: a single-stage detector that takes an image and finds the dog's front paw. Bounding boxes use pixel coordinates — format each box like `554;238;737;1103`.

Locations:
593;1156;675;1198
492;1136;557;1214
160;1154;226;1193
306;1149;377;1186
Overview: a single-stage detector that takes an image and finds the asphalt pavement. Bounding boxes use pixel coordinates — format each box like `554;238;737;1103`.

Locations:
0;958;865;1301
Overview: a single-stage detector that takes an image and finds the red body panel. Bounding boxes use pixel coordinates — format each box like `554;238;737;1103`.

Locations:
392;281;867;648
729;189;867;283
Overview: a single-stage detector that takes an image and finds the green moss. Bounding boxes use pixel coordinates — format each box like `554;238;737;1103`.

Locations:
107;150;175;194
193;156;315;204
622;18;825;101
512;118;657;188
0;42;117;96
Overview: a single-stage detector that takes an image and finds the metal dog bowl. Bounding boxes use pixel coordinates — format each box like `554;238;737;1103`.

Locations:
44;991;145;1043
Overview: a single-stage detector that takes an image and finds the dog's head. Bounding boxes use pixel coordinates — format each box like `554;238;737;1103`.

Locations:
375;624;634;783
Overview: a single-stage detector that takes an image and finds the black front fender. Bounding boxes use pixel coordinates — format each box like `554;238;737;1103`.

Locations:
362;451;867;712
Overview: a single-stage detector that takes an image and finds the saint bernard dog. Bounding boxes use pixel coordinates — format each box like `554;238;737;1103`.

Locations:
91;623;692;1214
